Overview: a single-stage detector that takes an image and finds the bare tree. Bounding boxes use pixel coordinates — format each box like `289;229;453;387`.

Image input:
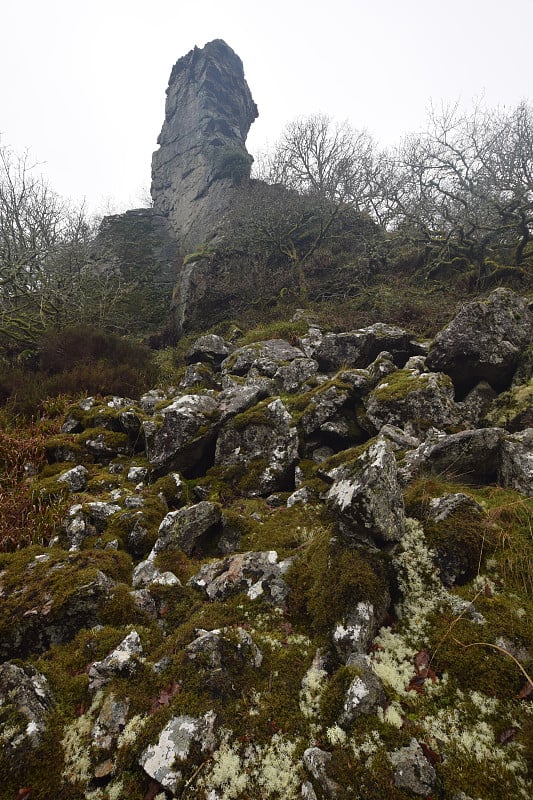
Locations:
255;113;378;210
381;101;533;276
0;143;122;355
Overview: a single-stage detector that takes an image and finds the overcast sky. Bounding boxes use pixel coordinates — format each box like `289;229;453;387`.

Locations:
1;0;531;215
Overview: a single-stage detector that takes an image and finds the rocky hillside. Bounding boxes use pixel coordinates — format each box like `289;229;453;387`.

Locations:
1;288;532;799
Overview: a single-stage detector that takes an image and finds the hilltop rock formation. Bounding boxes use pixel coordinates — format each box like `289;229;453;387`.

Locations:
151;39;258;251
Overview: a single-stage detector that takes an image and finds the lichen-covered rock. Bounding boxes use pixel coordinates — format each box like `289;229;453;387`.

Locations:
186;334;232;365
215;398;299;496
364;369;461;436
152;501;223;557
0;663;52;750
217;383;268;423
57;464;89;492
484;379;533;432
222;339;306;377
389;738;437;797
188;550;291;605
312;324;426;372
143;393;219;473
303;747;341;799
427;493;484;524
327;438;405;545
179;361;218;390
499;429;533;496
400;427;505;485
88;630;144;690
333;600;388;662
426;288;533;395
274;357;319;393
91;692;130;751
139;711;217;793
132;558;180;589
424;492;487;586
338;655;386;724
299;382;353;438
185;627;262;693
0;563;115;661
459;381;499;428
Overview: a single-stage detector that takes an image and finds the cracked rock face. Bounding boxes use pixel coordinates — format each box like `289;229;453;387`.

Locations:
151;39;258;252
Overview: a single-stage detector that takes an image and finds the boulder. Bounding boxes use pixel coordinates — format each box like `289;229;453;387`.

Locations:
338;655;386;725
91;693;130;751
215;398;299;496
222;339;306;377
499;429;533;496
364;369;462;436
303;747;341;799
400;427;505;485
0;662;52;750
188;550;291;605
389;739;437;797
327;438;405;546
56;464;89;492
312;324;426;372
426;288;533;395
333;600;389;663
88;630;144;690
152;501;223;557
185;627;262;694
143;393;219;474
274;357;319;393
186;334;232;366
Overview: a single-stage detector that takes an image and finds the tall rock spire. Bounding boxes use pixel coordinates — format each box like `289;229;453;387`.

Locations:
151;39;258;252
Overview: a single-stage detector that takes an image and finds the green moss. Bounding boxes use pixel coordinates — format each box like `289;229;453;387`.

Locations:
0;547;132;654
287;530;390;640
239;319;308;345
484;378;533;430
231;399;278;431
319;665;362;726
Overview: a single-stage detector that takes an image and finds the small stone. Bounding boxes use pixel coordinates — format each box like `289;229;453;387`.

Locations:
57;465;89;492
389;738;436;797
89;630;143;690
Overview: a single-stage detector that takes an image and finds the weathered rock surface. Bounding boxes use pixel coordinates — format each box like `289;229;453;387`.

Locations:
215;398;299;496
188;550;291;605
151;39;257;251
389;739;437;797
312;324;426;372
364;369;461;436
153;501;223;557
0;663;52;750
327;438;405;545
144;393;219;473
139;711;217;793
88;630;144;690
426;288;533;395
339;655;386;724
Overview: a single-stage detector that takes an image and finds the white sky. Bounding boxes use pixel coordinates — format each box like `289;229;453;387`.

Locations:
1;0;531;215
